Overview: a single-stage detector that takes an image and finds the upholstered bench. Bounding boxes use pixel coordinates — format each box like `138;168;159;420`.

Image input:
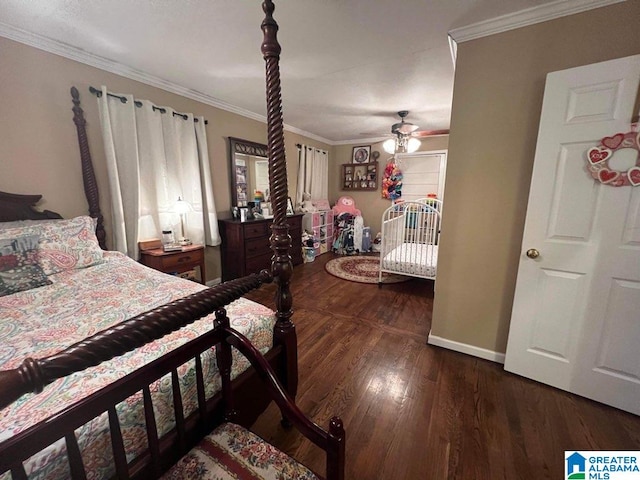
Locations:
162;422;320;480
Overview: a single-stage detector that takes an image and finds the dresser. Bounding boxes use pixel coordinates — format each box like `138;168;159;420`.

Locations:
218;214;303;282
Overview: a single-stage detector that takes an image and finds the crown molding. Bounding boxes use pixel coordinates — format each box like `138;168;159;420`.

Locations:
448;34;458;66
333;136;389;146
449;0;626;43
0;22;334;145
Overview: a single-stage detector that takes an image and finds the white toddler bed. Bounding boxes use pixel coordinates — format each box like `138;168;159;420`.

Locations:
378;199;442;284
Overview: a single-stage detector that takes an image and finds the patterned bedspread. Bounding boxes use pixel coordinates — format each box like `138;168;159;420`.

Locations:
0;252;275;479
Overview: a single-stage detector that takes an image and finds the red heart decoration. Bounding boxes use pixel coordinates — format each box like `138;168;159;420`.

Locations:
601;133;624;150
628;167;640;186
588;147;611;164
612;177;626;187
598;168;619;184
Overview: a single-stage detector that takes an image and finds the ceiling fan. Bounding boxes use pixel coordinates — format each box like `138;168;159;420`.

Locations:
390;110;449;138
371;111;449;154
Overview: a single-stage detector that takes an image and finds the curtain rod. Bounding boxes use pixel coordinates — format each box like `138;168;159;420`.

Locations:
296;144;322;150
88;86;208;125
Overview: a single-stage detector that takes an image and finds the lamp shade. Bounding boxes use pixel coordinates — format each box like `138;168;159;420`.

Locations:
406;137;421;153
383;138;396;154
174;196;193;214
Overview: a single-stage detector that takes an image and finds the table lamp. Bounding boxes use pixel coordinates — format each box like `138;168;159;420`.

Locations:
174;196;193;246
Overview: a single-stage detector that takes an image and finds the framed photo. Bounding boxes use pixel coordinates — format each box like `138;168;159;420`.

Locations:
352;145;371;164
286;197;295;215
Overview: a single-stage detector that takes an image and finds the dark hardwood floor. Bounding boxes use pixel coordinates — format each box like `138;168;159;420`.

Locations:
246;253;640;479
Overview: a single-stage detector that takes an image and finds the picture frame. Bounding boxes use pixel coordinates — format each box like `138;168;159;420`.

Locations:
352;145;371;164
286;197;295;215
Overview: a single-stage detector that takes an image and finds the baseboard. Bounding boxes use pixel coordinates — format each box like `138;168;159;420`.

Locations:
427;331;506;364
206;277;221;287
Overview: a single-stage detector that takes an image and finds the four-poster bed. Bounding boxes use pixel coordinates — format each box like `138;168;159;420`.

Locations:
0;2;344;479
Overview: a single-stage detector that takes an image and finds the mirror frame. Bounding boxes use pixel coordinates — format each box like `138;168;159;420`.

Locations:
228;137;268;208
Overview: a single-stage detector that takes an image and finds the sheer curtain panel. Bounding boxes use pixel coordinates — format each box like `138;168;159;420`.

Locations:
97;86;220;260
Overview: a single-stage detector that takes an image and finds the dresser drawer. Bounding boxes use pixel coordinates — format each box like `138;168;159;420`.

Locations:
245;236;271;258
246;252;272;273
243;222;269;239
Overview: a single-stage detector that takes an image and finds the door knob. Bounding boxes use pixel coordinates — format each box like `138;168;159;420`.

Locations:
526;248;540;259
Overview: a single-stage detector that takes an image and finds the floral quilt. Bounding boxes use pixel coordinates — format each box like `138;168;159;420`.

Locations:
0;252;275;479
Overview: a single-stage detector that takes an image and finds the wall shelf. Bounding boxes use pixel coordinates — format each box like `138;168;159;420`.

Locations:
341;161;378;191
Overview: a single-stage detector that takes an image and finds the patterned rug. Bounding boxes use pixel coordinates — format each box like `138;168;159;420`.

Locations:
325;256;410;284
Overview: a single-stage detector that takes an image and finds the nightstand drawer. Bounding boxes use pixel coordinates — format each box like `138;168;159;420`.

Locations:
159;248;204;270
139;244;206;285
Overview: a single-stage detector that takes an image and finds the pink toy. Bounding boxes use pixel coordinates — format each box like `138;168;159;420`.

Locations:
332;196;361;216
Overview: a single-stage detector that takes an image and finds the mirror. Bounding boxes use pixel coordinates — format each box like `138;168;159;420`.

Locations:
228;137;270;208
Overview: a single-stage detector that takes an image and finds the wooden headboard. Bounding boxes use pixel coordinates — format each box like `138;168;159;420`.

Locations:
0;85;107;253
0;191;63;222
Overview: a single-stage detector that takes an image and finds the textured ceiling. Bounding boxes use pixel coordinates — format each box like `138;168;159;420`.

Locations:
0;0;590;143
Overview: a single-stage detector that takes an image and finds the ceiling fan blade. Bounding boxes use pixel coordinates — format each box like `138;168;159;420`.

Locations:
412;129;450;138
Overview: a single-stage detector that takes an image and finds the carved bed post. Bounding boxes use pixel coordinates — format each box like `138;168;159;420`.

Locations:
261;0;298;399
70;86;107;250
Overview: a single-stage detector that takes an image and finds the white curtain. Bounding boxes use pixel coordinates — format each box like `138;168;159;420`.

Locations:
295;145;328;208
97;86;220;260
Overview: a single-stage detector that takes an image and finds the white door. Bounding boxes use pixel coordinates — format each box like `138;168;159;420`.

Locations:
504;55;640;415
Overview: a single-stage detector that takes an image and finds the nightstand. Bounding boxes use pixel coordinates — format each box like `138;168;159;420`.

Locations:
140;244;206;285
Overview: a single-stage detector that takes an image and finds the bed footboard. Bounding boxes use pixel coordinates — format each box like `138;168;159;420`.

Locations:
0;304;344;480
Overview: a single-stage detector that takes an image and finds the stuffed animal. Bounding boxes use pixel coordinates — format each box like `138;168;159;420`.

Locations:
300;192;316;213
332;196;361;216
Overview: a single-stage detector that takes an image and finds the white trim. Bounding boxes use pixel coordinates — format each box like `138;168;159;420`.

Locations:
448;34;457;66
206;277;222;287
0;22;333;145
333;136;390;146
449;0;625;43
427;332;506;364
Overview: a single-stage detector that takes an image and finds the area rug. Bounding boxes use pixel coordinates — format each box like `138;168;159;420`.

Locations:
325;256;410;284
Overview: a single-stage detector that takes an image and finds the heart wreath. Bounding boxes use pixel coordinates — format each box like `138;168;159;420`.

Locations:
586;129;640;187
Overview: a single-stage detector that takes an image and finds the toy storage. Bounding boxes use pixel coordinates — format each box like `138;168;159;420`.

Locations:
303;209;334;257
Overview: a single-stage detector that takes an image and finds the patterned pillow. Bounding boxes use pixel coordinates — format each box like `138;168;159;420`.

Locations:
0;219;59;230
0;216;104;275
0;235;52;297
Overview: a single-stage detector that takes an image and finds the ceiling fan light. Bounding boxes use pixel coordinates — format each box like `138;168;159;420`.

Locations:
395;123;419;135
383;138;396;154
407;137;421;153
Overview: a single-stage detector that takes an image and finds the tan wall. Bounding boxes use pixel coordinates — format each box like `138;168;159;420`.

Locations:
329;136;449;238
431;1;640;354
0;36;329;281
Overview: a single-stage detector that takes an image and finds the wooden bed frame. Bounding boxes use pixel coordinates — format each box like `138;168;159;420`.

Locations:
0;2;344;478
